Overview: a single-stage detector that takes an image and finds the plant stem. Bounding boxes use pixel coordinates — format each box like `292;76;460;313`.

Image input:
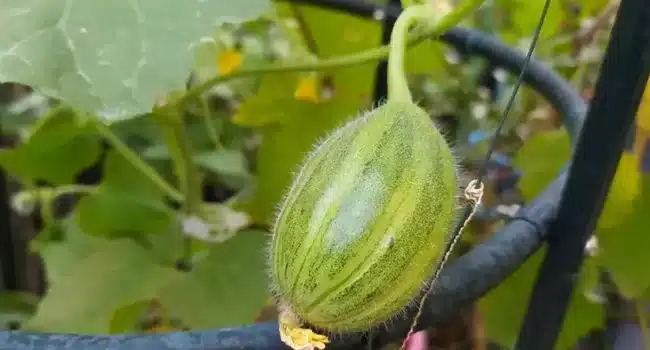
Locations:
171;0;486;108
200;96;222;150
387;4;436;102
152;109;203;264
27;184;96;199
38;189;55;229
92;119;184;203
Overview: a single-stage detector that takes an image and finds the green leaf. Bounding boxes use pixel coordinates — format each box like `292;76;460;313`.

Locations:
157;230;270;328
24;238;181;333
514;129;572;200
73;149;175;238
194;149;251;180
0;0;270;121
0;107;101;185
480;247;603;350
232;2;383;224
597;171;650;298
74;190;174;238
232;76;363;224
34;220;105;285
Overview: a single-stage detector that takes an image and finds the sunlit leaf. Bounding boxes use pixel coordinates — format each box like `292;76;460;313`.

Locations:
596;153;641;230
24;238;181;333
232;3;382;224
597;175;650;298
232;74;363;224
0;0;270;120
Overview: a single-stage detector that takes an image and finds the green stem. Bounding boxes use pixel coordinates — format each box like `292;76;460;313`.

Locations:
200;96;222;150
387;5;436;102
170;0;486;108
50;184;97;197
152;110;203;263
26;184;96;199
38;189;55;229
92;119;184;203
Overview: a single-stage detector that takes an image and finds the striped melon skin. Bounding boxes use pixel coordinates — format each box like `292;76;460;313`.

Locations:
270;100;458;333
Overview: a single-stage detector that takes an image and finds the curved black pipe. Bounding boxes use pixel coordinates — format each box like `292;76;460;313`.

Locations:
0;0;587;349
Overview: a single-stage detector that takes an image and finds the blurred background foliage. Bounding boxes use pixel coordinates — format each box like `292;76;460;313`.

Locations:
0;0;648;349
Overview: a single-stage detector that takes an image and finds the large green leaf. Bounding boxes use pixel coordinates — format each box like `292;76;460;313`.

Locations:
0;0;270;121
480;247;603;350
24;238;181;333
0;107;101;185
31;219;269;333
157;230;269;329
74;150;174;238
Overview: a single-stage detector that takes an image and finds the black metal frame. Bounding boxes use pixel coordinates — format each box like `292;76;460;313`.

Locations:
515;0;650;348
1;0;647;349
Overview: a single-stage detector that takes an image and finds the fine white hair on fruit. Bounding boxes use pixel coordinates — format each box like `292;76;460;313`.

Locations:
268;100;461;336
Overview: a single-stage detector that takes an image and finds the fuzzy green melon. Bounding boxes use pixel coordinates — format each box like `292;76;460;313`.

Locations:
269;100;459;336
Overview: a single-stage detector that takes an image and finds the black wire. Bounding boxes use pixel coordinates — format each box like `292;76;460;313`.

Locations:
475;0;552;185
372;0;401;103
514;0;650;348
431;0;553;303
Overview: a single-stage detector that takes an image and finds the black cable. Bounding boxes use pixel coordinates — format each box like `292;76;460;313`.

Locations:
429;0;552;327
372;0;401;103
0;122;18;292
0;0;587;349
475;0;550;185
514;0;650;348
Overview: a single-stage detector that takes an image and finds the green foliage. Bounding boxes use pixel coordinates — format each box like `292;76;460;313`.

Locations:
0;0;635;348
0;0;270;121
27;219;269;333
480;248;603;350
156;230;269;329
25;235;181;333
596;154;650;298
74;150;174;238
0;107;102;185
232;0;384;224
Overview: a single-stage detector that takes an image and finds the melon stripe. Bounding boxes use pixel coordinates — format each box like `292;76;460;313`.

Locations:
270;100;458;333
